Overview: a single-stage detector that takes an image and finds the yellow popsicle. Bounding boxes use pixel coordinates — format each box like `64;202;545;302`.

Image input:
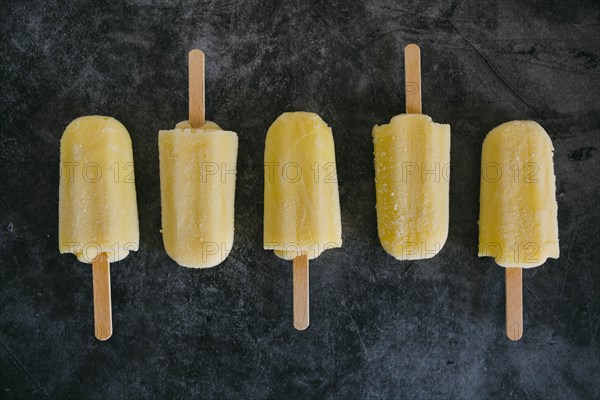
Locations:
479;121;559;268
159;120;238;268
263;112;342;260
372;113;450;260
59;115;138;340
58;116;139;263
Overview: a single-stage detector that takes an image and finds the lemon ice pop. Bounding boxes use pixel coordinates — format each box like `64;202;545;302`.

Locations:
59;115;139;340
264;112;342;329
373;44;451;260
479;120;559;340
159;49;238;268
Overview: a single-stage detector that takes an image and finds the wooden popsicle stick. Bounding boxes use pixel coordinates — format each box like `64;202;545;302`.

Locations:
293;255;309;330
505;268;523;341
404;44;422;114
92;252;112;341
188;49;205;128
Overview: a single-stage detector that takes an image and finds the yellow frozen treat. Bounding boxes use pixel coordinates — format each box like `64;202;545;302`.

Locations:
372;114;450;260
478;121;559;268
159;120;238;268
59;116;139;263
263;112;342;260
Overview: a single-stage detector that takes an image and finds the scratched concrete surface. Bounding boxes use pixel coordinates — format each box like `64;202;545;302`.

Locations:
1;0;599;398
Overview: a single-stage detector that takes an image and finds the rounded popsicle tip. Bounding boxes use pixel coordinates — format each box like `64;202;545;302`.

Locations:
267;112;330;134
164;247;233;269
162;227;234;269
63;115;128;137
61;116;132;151
379;235;448;261
264;111;334;154
483;121;553;148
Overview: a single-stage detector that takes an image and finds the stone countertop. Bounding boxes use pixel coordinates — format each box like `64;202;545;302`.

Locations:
1;0;599;398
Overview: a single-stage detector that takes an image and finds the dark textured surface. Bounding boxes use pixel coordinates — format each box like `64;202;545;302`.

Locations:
1;0;599;398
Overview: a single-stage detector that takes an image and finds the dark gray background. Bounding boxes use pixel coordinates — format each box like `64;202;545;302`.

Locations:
1;0;599;398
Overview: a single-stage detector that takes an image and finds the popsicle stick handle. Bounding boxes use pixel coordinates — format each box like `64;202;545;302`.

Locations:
293;255;309;330
188;49;205;128
505;268;523;341
92;253;112;341
404;44;422;114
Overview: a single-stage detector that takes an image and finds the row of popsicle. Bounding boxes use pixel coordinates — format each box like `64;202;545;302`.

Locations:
59;114;558;266
58;46;559;340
